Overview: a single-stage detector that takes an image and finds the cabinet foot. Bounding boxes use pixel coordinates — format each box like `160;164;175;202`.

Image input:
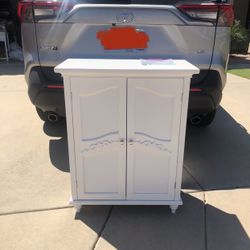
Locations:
170;205;179;214
74;204;82;213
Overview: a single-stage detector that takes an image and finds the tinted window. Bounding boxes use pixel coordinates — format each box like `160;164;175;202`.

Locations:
33;0;216;4
76;0;215;3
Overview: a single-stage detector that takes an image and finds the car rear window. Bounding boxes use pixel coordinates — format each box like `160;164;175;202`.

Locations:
74;0;207;3
33;0;216;4
75;0;180;3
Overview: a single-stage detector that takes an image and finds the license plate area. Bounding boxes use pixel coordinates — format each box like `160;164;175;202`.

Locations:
97;26;149;50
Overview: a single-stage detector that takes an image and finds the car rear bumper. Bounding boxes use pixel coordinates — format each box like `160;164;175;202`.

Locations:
188;92;219;117
30;88;218;118
29;86;65;116
188;69;223;117
27;66;223;117
27;67;65;116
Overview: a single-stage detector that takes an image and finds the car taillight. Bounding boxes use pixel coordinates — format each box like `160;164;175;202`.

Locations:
18;0;33;23
18;0;75;23
218;5;234;27
177;4;234;27
33;1;74;21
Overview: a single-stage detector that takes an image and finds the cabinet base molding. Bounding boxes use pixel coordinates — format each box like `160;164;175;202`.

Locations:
70;197;182;214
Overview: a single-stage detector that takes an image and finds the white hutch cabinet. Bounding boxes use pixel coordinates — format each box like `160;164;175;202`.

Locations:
55;59;199;213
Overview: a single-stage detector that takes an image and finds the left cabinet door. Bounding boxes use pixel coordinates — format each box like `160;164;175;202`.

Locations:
70;77;126;200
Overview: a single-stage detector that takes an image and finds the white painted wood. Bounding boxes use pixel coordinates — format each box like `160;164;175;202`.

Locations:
55;59;199;213
174;77;193;201
71;199;183;206
127;78;183;200
63;76;78;200
74;204;82;213
170;205;179;214
55;59;199;78
70;78;126;200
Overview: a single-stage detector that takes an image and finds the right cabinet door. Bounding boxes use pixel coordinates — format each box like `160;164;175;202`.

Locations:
127;78;184;200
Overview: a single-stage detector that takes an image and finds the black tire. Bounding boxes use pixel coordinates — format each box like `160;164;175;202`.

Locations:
35;107;61;123
189;110;216;127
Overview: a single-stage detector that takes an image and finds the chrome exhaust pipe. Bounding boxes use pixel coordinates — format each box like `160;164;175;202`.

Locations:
47;112;59;123
190;115;202;125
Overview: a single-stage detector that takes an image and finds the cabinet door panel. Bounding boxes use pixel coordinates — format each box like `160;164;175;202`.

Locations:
132;147;170;194
133;86;175;141
71;77;126;200
127;78;183;200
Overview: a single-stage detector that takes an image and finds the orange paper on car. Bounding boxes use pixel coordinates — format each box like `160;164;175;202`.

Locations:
96;26;149;50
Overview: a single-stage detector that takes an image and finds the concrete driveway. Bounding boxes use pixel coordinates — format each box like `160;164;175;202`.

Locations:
0;63;249;250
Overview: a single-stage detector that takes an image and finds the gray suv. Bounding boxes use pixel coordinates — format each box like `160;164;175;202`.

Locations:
18;0;234;126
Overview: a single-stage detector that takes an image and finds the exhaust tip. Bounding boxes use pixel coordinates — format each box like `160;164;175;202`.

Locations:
190;115;202;125
47;112;59;123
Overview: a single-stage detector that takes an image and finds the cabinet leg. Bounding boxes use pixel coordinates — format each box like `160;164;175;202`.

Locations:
170;205;179;214
74;204;82;213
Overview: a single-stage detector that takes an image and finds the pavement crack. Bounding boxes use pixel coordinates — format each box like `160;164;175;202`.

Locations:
184;164;205;191
204;203;208;250
0;205;73;216
93;205;114;250
204;185;250;192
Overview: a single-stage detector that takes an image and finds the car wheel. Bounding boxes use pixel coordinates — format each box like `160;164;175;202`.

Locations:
189;110;216;127
35;107;61;123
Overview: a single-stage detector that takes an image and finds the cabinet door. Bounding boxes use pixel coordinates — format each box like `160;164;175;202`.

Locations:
70;77;126;200
127;78;183;200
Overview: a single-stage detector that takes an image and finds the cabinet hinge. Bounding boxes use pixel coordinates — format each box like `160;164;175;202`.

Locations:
174;182;177;189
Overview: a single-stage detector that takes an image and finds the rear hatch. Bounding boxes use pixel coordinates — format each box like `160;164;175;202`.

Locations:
20;0;233;80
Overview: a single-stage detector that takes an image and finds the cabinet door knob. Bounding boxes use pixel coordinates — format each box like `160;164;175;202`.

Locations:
120;138;125;145
128;138;134;145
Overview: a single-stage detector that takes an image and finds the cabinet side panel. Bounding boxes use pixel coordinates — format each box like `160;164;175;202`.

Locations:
64;76;78;200
175;77;191;200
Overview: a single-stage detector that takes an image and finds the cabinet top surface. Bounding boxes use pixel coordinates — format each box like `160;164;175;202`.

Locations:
55;59;199;77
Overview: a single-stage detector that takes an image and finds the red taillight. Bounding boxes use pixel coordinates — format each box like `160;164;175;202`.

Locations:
47;85;64;89
177;4;234;27
218;5;234;27
33;1;74;21
190;88;202;92
18;0;33;23
18;0;75;22
177;4;219;24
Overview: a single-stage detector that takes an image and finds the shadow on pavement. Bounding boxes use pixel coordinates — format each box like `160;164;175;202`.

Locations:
185;106;250;190
74;194;250;250
0;62;24;75
45;106;250;191
206;202;250;250
43;120;70;172
45;106;250;249
228;56;250;70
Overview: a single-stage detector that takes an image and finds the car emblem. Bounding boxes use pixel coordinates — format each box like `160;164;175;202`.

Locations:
116;13;134;23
